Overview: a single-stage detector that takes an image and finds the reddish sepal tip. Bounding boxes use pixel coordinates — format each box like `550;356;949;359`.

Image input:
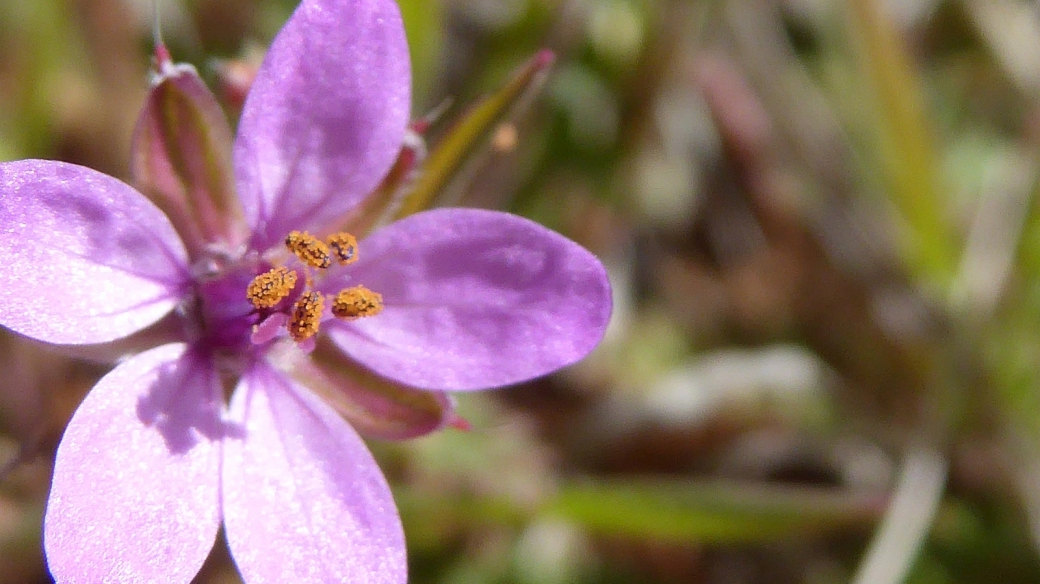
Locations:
448;416;472;432
155;44;173;68
535;49;556;68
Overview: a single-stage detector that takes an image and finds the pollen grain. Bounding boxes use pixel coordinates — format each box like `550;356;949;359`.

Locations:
246;267;298;309
332;285;384;320
288;291;325;341
285;230;332;269
327;232;360;265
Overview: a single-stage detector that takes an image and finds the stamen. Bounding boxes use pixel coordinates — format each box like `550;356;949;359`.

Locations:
285;230;331;269
326;232;359;265
288;291;325;342
246;267;298;309
332;285;384;320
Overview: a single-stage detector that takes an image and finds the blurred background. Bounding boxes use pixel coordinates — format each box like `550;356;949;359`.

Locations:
3;0;1040;582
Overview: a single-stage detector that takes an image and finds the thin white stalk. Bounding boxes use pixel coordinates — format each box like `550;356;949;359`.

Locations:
964;0;1040;97
949;147;1035;320
152;0;165;48
851;447;947;584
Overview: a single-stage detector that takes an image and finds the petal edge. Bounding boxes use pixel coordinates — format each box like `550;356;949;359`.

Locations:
324;208;613;391
234;0;411;250
223;364;406;584
44;343;223;583
0;160;189;344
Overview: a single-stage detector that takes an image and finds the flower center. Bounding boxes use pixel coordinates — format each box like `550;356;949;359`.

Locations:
245;230;383;346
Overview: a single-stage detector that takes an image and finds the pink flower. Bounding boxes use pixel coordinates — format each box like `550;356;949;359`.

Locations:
0;0;611;582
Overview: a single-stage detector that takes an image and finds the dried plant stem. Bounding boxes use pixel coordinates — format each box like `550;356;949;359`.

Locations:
851;447;947;584
951;149;1035;320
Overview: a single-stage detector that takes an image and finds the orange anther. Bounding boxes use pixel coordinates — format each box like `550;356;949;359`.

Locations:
246;267;298;309
288;291;324;341
326;232;359;265
332;285;384;320
285;231;331;269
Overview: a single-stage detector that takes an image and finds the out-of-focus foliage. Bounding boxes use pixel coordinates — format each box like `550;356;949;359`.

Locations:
6;0;1040;583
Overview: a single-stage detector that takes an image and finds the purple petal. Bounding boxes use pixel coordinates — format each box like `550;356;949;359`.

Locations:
44;343;223;583
234;0;411;251
269;339;457;440
223;363;406;584
322;209;613;391
0;160;189;344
